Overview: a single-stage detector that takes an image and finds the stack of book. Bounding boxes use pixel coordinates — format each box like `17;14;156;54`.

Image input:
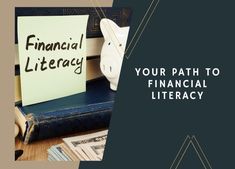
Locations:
15;7;131;144
48;130;108;161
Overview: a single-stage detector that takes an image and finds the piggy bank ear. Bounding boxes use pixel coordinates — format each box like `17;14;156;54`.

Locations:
100;19;120;40
100;19;130;57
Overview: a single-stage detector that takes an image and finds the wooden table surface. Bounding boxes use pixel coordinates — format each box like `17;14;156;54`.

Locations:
15;136;64;161
15;129;106;161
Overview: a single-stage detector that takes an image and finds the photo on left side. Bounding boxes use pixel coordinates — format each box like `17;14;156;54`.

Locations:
14;6;132;161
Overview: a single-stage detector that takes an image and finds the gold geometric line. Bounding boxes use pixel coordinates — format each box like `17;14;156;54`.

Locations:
191;140;209;169
170;136;213;169
89;0;102;20
125;0;160;59
93;0;126;54
90;0;161;59
90;0;124;57
173;140;192;169
125;0;157;53
192;136;213;169
169;135;191;169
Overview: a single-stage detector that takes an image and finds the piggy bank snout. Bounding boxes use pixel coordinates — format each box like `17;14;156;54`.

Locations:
100;57;120;79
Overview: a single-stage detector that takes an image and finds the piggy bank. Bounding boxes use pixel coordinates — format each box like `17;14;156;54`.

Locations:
100;18;130;91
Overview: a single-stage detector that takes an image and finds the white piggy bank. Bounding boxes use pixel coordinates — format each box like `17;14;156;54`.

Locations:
100;19;130;91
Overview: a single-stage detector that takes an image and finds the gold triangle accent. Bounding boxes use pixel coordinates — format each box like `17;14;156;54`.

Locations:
170;136;212;169
90;0;161;59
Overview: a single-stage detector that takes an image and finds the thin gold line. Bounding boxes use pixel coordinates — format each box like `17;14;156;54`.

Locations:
170;136;191;169
94;0;125;50
90;0;102;19
191;141;209;169
171;136;213;169
173;140;192;169
91;0;124;57
125;0;160;59
192;136;213;169
192;136;212;169
92;0;161;59
125;0;156;53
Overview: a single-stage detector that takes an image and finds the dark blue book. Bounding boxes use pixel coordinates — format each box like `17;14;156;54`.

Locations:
15;65;21;105
15;78;115;144
15;65;20;76
15;7;132;43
